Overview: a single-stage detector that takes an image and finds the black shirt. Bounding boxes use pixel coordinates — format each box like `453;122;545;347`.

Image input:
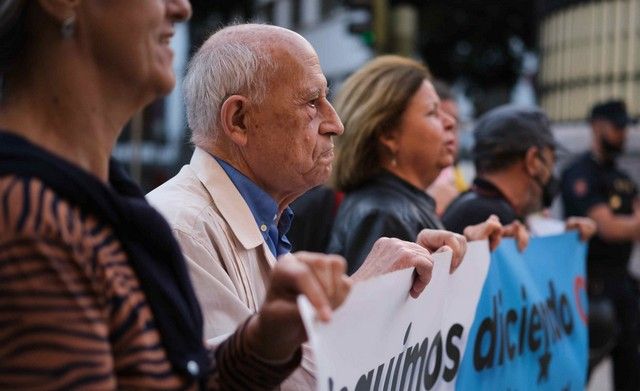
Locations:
561;151;638;271
288;185;338;253
442;177;519;234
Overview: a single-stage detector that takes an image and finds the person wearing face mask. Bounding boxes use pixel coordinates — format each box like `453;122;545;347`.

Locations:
442;105;595;240
560;99;640;390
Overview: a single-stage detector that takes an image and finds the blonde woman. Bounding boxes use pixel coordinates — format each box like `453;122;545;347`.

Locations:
328;56;525;274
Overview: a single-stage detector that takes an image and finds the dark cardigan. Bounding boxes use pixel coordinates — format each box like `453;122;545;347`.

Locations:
0;131;209;382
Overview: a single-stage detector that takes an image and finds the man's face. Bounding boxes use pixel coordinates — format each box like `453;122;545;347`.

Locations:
242;41;344;201
593;119;627;159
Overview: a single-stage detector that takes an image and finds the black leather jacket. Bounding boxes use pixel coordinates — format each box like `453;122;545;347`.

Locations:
327;171;442;274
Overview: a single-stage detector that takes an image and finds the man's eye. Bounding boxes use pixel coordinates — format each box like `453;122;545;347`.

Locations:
308;99;319;109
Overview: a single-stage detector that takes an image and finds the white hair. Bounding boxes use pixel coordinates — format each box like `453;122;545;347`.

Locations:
183;29;276;147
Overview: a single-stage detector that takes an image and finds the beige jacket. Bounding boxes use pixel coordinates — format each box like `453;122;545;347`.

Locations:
147;148;314;390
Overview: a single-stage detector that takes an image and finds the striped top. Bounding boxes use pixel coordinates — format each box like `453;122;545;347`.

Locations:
0;175;300;390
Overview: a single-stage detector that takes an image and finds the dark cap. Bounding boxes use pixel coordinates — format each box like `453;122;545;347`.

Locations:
588;99;637;128
473;105;561;161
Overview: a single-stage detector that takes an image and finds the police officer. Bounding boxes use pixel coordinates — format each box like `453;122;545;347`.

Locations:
561;99;640;389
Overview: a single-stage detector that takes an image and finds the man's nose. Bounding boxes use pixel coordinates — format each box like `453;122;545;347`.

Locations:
320;101;344;136
441;109;456;132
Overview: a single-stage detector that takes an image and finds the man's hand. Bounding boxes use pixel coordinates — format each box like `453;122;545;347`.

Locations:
565;216;597;242
462;215;503;251
245;252;351;363
501;220;529;252
463;216;529;252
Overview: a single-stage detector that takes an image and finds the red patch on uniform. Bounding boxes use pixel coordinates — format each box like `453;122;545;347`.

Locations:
573;179;588;197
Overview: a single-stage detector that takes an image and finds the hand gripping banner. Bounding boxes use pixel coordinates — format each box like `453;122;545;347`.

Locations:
299;232;588;391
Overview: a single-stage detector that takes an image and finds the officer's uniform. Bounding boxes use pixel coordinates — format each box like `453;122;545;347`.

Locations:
561;151;640;387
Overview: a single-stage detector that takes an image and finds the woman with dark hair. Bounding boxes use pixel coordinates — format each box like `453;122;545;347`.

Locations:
0;1;350;389
328;56;526;274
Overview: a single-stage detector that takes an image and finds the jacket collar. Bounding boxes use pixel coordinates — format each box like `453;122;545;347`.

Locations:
190;147;267;252
376;170;437;207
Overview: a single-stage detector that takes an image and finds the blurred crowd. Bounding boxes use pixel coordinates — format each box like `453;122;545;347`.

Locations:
0;1;638;389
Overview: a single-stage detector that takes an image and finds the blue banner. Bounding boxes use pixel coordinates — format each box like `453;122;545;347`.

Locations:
456;232;588;390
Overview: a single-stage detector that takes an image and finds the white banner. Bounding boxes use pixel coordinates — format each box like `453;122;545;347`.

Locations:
298;240;491;391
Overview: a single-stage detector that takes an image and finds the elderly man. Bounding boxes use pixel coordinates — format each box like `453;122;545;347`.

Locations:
148;24;470;389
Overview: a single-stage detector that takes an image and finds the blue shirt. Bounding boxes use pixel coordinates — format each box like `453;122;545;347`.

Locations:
215;157;293;258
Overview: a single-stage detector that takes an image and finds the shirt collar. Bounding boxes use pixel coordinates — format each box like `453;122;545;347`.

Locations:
214;156;293;257
472;177;519;212
472;177;504;197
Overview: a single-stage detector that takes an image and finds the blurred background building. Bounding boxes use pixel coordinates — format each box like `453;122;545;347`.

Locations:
539;0;640;122
114;0;639;194
539;0;640;190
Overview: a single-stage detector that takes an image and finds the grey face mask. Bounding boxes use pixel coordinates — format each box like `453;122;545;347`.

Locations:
533;153;559;209
541;175;560;208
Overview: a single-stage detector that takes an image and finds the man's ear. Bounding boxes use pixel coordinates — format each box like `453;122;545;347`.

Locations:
524;146;540;176
219;95;250;147
37;0;81;23
591;120;605;138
